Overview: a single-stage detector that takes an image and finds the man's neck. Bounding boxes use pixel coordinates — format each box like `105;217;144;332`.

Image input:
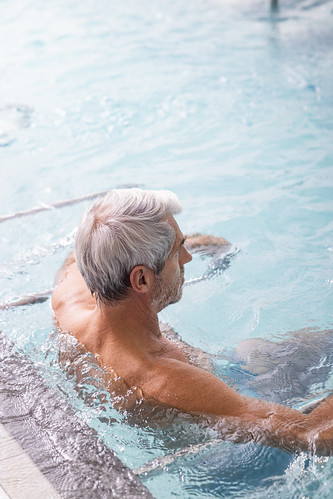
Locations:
94;295;162;345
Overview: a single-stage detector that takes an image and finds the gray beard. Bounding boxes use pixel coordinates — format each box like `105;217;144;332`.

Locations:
152;269;184;312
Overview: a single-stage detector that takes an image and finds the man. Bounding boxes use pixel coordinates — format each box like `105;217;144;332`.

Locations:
52;188;333;455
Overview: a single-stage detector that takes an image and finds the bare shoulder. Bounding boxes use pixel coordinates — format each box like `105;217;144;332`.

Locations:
139;356;244;417
52;260;95;322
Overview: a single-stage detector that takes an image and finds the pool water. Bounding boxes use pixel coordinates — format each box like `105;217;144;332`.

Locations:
1;0;333;497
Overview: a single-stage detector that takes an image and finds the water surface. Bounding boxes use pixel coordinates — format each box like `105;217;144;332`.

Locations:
1;0;332;497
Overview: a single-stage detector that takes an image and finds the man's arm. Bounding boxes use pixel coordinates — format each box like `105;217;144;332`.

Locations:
139;357;333;455
185;234;230;256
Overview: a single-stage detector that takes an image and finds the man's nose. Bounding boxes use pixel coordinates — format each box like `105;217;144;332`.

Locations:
183;247;193;264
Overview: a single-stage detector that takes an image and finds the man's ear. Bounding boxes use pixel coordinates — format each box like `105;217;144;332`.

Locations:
130;266;154;294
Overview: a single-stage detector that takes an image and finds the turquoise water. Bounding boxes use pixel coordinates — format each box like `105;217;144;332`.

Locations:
1;0;333;497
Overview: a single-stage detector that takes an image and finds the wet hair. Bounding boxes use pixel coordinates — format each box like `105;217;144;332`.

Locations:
75;188;182;305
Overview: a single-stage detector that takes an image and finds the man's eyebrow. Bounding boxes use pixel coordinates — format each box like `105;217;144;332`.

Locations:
172;236;187;255
178;236;187;249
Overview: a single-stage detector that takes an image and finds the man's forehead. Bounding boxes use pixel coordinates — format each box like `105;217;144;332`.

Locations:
165;215;184;242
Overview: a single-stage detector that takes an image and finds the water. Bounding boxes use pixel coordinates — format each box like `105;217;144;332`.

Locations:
1;0;333;497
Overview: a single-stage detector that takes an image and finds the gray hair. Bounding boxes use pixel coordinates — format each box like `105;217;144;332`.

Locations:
75;188;182;305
